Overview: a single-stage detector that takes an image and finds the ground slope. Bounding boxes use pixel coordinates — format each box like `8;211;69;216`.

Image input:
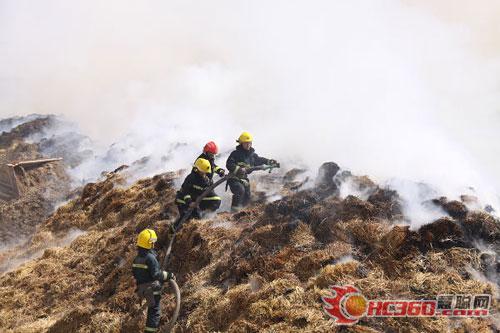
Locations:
0;162;498;332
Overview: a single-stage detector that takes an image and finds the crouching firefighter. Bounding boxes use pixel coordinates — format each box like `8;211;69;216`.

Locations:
175;158;222;220
226;131;279;211
132;229;175;333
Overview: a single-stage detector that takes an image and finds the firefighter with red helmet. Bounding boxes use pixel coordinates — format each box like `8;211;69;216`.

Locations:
196;141;226;180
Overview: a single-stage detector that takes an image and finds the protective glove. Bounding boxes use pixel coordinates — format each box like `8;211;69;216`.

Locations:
236;167;247;177
163;271;176;281
216;168;226;177
269;159;279;166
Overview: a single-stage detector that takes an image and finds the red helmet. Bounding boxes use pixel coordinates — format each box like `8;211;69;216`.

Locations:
203;141;218;154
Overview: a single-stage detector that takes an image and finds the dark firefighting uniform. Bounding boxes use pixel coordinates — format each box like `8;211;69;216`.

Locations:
175;170;221;219
132;248;166;333
226;145;270;208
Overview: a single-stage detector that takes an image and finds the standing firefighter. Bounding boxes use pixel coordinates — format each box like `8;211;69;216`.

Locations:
132;229;175;333
226;131;278;210
197;141;226;180
175;158;221;220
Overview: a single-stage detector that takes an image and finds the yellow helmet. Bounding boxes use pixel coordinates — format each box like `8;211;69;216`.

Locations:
194;158;211;174
137;229;157;249
237;131;253;143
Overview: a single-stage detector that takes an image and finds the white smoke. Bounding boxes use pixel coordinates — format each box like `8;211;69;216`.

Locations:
0;114;44;133
1;0;500;220
0;228;85;273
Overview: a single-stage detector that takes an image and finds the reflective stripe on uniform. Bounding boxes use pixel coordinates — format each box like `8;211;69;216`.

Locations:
145;327;157;332
176;199;186;204
132;263;148;269
237;162;251;168
192;185;204;190
202;196;221;201
153;291;161;295
184;195;191;200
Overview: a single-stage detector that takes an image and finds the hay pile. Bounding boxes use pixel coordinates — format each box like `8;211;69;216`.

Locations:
0;169;180;332
0;159;498;332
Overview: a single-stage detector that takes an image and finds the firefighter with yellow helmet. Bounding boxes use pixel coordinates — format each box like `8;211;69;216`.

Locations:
174;158;222;219
226;132;278;210
132;229;174;333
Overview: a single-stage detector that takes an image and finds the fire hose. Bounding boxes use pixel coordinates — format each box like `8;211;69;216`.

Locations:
160;163;279;332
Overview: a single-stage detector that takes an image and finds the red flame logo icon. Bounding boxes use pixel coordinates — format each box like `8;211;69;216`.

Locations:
322;285;368;325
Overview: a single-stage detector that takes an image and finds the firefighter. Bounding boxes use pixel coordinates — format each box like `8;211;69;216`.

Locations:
175;158;221;220
226;131;278;210
132;229;175;333
196;141;226;180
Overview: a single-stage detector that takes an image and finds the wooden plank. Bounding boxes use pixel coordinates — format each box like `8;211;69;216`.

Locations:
7;157;63;168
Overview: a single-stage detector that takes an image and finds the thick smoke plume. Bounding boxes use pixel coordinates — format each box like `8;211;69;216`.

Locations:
2;1;500;225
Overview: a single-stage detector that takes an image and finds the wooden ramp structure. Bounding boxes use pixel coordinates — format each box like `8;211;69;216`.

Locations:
0;158;62;201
